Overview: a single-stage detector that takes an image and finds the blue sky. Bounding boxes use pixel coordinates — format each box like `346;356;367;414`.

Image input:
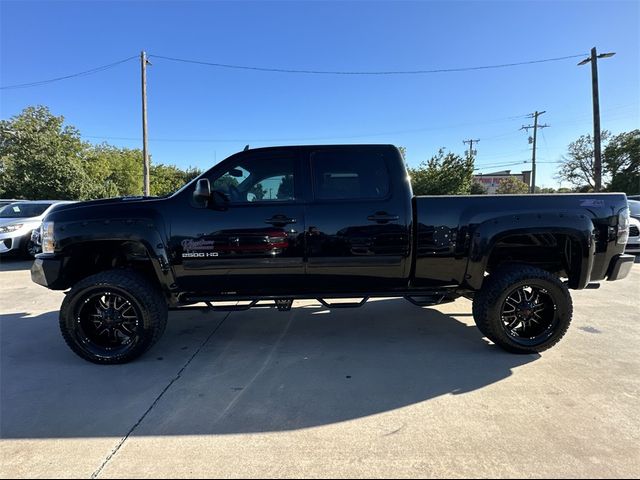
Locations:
1;0;638;188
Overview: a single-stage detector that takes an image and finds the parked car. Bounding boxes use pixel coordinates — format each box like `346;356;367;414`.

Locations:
31;144;634;364
0;201;74;258
627;199;640;222
0;199;19;209
625;217;640;254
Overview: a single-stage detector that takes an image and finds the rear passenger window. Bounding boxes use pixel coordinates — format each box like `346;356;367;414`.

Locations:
311;150;390;200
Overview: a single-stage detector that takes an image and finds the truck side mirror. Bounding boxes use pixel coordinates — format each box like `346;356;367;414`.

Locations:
193;178;211;207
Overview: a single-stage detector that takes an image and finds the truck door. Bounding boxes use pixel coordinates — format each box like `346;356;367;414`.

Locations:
303;146;411;292
171;150;305;295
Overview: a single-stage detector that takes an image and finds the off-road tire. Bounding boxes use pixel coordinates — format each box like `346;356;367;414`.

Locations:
472;264;572;354
59;270;168;364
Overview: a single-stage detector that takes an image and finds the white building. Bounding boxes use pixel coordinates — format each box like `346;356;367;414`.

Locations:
473;170;532;194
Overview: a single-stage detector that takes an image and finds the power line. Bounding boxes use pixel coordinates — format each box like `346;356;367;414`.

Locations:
148;53;588;75
0;55;138;90
475;159;564;172
80;113;531;143
0;52;590;91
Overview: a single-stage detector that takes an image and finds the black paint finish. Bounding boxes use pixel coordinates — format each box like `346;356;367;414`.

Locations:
33;144;630;303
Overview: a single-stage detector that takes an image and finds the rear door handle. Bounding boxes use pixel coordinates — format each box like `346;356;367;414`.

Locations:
265;214;297;226
367;212;399;224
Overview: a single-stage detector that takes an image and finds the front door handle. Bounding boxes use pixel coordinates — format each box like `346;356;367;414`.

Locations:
265;214;297;226
367;212;399;224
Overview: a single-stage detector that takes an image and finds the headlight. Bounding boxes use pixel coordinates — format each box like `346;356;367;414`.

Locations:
617;208;630;245
41;221;55;254
0;223;24;233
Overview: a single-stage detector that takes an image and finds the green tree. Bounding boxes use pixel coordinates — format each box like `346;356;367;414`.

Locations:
0;106;92;199
604;130;639;195
182;166;202;184
470;181;488;194
212;175;239;193
557;131;612;190
496;176;530;194
85;144;143;197
150;164;184;196
277;174;294;199
408;149;474;195
249;183;266;200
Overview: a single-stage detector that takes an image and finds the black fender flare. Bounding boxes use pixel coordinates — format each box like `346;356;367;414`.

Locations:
55;217;176;295
464;212;595;290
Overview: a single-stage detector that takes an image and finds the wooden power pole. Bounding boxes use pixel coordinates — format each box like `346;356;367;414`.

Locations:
521;111;549;193
590;47;602;192
463;139;480;159
141;50;150;196
578;47;616;192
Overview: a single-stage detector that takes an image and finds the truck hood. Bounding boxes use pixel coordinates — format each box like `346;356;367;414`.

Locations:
49;196;160;214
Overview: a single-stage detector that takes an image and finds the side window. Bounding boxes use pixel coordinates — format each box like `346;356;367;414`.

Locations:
210;156;296;204
311;150;390;200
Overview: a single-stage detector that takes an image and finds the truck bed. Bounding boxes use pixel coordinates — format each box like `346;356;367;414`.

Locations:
412;193;628;289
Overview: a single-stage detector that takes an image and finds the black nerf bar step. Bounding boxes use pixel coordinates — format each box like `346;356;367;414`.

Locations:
316;297;369;309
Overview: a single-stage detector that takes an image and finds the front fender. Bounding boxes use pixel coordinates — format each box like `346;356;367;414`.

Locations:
464;212;595;290
54;216;176;292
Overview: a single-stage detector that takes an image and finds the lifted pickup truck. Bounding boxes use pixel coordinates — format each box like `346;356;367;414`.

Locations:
31;145;634;364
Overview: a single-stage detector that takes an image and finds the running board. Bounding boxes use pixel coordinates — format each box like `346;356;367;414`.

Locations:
316;297;369;309
203;300;258;311
175;289;460;312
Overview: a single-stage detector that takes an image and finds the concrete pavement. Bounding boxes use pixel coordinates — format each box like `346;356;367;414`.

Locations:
1;257;639;478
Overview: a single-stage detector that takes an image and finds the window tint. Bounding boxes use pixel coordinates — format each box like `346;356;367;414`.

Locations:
311;150;390;200
0;202;52;218
210;156;295;204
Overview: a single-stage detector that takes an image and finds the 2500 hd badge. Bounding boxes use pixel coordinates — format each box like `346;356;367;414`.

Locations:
181;238;218;258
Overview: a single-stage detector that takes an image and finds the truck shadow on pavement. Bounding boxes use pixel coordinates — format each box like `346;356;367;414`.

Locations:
1;298;538;439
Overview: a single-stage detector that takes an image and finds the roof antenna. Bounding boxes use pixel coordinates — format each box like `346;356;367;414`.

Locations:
243;144;250;151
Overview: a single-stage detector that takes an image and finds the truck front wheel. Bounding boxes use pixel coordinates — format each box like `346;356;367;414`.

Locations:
472;264;573;354
59;270;168;364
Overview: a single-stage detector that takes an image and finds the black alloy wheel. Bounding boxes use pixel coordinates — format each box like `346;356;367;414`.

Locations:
500;284;557;345
75;290;142;357
472;264;572;354
59;270;167;364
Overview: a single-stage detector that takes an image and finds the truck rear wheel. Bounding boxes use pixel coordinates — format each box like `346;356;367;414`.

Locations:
59;270;168;364
472;264;572;354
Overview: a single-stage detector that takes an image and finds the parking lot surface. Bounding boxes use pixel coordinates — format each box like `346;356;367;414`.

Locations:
1;257;639;478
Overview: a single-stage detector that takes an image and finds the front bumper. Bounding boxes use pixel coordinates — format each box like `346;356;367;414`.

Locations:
31;255;67;289
625;242;640;254
607;254;636;281
0;232;24;253
0;225;38;253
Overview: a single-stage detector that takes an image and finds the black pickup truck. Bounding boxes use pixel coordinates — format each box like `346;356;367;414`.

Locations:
31;144;634;364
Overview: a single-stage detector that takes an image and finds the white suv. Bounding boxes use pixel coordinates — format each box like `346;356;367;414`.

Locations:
0;201;73;258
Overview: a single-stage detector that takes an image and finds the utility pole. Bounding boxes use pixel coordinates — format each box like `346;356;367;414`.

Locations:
521;111;549;193
463;139;479;159
141;50;151;196
578;47;616;192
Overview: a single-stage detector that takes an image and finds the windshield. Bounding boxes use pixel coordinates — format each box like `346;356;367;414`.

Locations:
0;202;52;218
